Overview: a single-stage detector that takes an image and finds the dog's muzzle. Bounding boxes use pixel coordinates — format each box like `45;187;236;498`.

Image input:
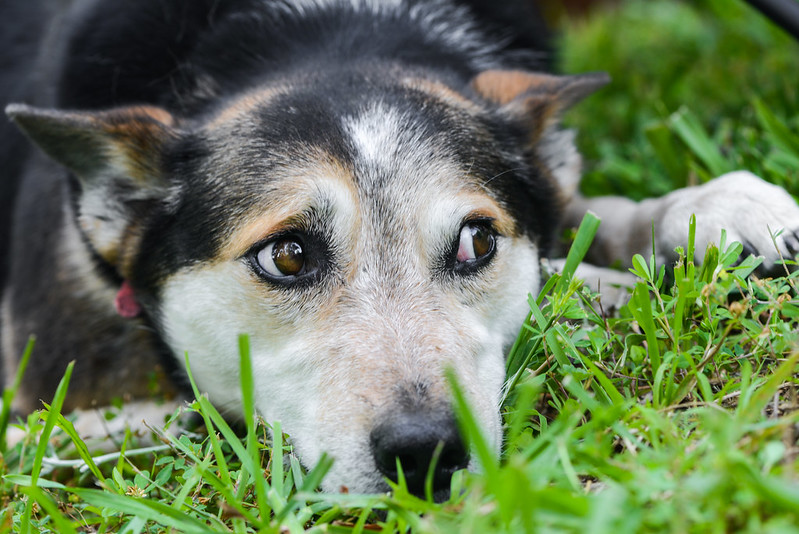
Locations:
369;410;469;501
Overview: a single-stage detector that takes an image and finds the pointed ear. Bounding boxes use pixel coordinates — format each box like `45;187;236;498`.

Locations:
6;104;178;271
471;70;610;140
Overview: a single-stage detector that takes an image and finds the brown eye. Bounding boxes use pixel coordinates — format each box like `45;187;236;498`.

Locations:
456;222;496;264
256;238;304;277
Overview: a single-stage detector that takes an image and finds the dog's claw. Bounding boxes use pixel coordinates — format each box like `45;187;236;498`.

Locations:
740;239;758;261
783;230;799;256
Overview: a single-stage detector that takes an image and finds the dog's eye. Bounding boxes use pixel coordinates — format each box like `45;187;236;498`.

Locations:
247;232;330;287
454;221;496;272
256;238;305;277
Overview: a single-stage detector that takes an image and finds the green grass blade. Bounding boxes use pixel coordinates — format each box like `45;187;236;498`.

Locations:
578;356;626;406
47;411;106;481
424;441;444;502
20;486;79;534
0;336;35;451
183;352;232;487
669;107;732;176
628;282;662;377
4;474;66;489
446;368;497;479
754;99;799;157
181;353;263;525
238;334;272;520
644;121;689;184
20;361;73;534
738;353;799;421
270;420;285;504
30;362;73;487
555;211;601;294
69;487;217;534
299;452;334;493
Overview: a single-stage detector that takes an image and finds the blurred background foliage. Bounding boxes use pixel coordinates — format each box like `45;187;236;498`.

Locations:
547;0;799;199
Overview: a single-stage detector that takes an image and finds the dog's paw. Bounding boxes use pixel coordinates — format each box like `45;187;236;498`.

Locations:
655;171;799;271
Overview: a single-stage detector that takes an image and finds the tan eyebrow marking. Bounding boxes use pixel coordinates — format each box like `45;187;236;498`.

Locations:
454;188;518;237
205;87;284;129
217;154;359;261
220;205;308;262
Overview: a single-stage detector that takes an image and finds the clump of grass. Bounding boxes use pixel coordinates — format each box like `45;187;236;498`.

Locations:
2;0;799;531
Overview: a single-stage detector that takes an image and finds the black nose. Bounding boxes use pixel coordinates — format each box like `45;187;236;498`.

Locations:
370;411;470;500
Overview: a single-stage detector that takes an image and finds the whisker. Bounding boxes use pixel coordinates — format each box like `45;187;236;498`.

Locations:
481;167;524;187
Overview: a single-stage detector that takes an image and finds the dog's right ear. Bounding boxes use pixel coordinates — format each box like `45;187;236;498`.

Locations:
471;71;609;199
6;104;178;273
471;70;610;142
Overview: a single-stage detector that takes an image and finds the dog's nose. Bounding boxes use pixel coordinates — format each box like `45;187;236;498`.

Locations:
369;411;469;499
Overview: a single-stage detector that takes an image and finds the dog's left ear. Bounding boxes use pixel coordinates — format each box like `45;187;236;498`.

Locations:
6;103;178;274
471;70;610;141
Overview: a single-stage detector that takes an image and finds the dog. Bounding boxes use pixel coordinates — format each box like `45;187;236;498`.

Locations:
2;0;799;500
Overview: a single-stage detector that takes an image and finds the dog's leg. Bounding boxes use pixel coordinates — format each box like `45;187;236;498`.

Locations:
564;171;799;271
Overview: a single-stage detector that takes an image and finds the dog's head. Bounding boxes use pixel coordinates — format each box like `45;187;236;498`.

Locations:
8;67;605;497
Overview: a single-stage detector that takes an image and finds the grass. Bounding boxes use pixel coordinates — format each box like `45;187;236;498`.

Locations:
2;0;799;531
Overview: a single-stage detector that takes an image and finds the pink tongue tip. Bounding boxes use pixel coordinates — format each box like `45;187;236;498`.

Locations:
115;280;142;318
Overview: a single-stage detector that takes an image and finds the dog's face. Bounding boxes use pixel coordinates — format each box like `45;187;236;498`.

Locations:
8;67;605;496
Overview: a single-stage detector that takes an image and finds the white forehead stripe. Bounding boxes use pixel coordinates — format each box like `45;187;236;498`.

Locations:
344;103;407;167
343;102;488;237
